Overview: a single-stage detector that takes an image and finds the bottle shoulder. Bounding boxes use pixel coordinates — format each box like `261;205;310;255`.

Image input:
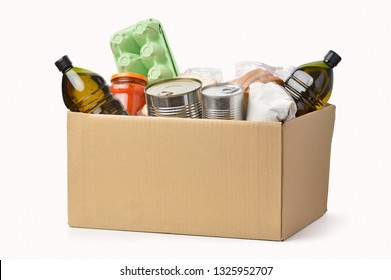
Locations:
67;67;94;75
64;67;107;86
298;60;330;69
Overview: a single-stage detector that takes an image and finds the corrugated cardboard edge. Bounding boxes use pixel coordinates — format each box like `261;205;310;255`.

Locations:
281;105;336;240
67;112;82;226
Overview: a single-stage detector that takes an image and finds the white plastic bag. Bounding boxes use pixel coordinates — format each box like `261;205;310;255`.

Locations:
180;68;223;86
235;61;295;82
246;82;297;122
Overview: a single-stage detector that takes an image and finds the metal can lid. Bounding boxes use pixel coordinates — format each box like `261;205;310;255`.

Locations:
201;83;243;97
145;78;202;97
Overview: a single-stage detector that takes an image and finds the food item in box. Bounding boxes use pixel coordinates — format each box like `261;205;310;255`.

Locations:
232;69;283;115
54;55;128;115
110;18;179;84
145;78;202;118
201;83;244;120
179;72;218;87
232;69;284;92
283;50;341;117
246;82;296;122
179;68;223;87
110;72;147;115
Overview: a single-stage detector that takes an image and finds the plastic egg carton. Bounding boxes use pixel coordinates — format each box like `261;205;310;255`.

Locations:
110;18;179;84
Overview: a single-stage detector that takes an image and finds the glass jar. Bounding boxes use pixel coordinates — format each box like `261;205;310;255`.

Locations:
110;72;148;115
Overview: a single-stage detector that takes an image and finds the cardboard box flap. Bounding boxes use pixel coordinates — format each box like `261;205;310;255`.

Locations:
281;105;336;239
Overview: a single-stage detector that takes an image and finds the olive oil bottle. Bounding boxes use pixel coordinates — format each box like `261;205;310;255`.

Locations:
284;50;341;117
55;55;128;115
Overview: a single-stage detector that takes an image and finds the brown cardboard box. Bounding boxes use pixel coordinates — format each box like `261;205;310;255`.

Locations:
67;105;335;241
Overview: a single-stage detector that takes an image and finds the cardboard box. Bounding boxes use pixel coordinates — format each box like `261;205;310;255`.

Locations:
67;105;335;241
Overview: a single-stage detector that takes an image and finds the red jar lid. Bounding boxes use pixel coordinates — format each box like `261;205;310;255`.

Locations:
111;72;148;84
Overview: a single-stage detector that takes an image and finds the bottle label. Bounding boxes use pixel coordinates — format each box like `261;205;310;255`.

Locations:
293;70;313;87
285;70;314;100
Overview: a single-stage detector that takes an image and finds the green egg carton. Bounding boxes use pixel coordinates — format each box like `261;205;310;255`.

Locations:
110;18;180;83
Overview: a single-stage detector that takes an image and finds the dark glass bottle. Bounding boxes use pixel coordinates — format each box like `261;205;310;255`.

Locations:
284;50;341;117
55;55;128;115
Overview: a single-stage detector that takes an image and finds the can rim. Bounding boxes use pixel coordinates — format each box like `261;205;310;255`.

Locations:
201;82;243;98
145;78;202;98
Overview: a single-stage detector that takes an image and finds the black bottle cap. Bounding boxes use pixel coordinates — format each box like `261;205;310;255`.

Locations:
323;50;341;68
55;55;73;72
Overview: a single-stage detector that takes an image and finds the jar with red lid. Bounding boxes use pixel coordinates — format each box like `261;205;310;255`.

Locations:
110;72;148;115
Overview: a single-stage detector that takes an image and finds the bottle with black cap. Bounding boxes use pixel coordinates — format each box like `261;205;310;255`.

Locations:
283;50;342;117
54;55;128;115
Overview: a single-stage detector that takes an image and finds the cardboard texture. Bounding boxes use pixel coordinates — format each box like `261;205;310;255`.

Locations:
67;105;335;241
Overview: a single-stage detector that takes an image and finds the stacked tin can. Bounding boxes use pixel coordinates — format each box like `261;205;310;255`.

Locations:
145;78;202;118
201;83;244;120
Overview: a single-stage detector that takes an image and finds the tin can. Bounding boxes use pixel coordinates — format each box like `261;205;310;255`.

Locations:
201;83;244;120
145;78;202;118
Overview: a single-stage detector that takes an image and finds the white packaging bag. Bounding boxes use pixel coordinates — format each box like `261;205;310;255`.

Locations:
246;82;297;122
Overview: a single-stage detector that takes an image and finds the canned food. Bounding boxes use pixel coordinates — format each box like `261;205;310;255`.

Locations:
201;83;244;120
145;78;202;118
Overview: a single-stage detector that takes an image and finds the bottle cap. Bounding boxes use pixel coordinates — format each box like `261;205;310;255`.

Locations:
111;72;148;84
323;50;341;68
55;55;73;72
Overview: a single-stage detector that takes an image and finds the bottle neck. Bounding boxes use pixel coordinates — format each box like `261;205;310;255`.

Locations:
62;66;73;73
323;60;335;68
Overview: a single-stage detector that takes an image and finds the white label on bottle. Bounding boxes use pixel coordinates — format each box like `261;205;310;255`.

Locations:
293;70;314;86
287;78;306;93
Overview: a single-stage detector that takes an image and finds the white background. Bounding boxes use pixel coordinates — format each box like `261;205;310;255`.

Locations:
1;0;391;265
